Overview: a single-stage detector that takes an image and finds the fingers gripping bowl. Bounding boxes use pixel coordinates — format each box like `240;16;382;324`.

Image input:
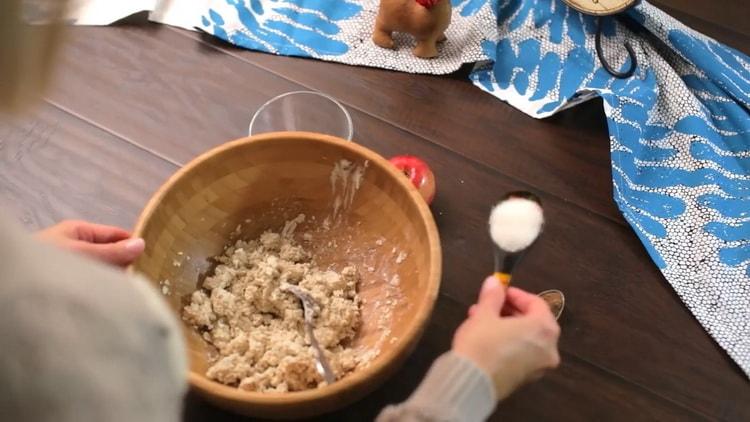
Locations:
131;132;442;418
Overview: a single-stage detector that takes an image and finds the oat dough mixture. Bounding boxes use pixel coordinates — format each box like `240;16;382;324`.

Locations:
182;215;363;392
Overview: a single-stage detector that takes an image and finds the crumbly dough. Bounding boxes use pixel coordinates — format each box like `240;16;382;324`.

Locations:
182;215;363;392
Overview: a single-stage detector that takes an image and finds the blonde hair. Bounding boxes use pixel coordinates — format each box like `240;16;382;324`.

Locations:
0;0;67;113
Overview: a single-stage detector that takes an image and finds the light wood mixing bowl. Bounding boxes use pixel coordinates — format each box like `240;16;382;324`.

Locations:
131;132;441;419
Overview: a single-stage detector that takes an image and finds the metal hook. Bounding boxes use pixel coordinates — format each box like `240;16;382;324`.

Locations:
595;16;637;79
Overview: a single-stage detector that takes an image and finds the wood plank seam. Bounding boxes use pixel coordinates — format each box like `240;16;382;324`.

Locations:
562;352;713;420
44;98;184;168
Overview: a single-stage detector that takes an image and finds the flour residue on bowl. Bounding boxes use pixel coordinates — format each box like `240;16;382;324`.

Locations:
159;279;171;296
346;240;413;368
325;159;369;228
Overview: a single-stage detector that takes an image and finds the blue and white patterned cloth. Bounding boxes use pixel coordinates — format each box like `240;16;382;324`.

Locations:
201;0;750;375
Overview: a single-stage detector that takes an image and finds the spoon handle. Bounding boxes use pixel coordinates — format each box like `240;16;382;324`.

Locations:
494;271;512;287
306;323;335;385
493;247;514;287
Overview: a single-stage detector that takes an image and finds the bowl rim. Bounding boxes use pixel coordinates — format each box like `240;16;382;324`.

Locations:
131;131;442;405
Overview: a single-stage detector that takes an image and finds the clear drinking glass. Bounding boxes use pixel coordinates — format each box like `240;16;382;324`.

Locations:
249;91;353;141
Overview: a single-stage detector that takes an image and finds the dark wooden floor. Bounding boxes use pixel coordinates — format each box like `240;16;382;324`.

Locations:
1;2;748;421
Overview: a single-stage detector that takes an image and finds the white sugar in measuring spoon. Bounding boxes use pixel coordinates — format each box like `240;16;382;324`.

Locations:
489;191;565;319
489;191;544;286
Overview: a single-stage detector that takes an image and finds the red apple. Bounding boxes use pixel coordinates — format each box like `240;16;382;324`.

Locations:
389;155;436;205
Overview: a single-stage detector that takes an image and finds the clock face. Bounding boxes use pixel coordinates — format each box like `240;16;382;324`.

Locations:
562;0;637;16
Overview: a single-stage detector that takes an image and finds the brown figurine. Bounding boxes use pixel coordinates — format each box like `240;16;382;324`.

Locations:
372;0;451;59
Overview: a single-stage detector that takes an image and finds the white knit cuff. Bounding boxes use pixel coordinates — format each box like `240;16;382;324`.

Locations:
407;351;497;422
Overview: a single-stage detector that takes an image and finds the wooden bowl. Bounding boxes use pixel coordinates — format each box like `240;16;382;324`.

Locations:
132;132;441;419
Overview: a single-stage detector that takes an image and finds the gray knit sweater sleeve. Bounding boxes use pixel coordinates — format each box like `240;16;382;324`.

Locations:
376;352;497;422
0;215;187;422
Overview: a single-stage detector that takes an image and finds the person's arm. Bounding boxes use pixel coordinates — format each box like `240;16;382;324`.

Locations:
376;352;495;422
377;277;561;422
0;215;186;422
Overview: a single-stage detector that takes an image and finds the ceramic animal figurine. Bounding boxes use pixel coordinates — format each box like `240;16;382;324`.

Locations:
372;0;451;59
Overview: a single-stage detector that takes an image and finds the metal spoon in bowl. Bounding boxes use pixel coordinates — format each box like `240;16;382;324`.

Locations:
280;282;336;385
